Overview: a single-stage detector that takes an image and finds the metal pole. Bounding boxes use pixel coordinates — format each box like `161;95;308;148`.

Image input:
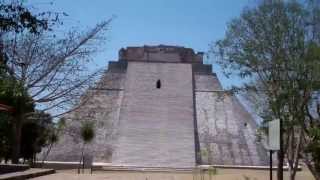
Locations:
278;118;283;180
270;150;273;180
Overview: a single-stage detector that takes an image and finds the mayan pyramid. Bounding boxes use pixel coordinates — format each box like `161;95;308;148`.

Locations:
43;45;269;168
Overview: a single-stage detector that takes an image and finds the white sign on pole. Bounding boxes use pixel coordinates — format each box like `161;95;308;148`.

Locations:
268;119;280;150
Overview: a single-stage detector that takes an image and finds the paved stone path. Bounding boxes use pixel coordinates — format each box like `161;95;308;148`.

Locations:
30;168;315;180
31;171;191;180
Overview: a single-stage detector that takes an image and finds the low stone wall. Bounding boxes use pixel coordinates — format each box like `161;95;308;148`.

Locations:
0;164;29;174
35;161;80;170
0;168;55;179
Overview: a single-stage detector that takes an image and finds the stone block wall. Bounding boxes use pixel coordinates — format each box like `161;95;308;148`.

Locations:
119;45;203;63
112;62;196;167
194;75;222;91
43;64;126;163
195;74;268;165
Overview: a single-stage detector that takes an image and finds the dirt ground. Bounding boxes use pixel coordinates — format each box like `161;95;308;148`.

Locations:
30;167;315;180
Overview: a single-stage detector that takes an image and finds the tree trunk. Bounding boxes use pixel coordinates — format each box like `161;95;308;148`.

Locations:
42;142;53;167
287;128;303;180
78;144;85;174
11;115;23;164
288;130;295;180
277;118;284;180
289;171;295;180
205;143;213;164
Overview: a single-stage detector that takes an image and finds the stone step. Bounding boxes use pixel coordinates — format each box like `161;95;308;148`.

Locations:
95;165;195;172
0;168;55;180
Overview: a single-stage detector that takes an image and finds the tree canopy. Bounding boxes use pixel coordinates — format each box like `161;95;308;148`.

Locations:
213;1;320;179
0;0;112;164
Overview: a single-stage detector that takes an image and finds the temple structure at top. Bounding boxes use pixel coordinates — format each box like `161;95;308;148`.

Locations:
44;45;268;168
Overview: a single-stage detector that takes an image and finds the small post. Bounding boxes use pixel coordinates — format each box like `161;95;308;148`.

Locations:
82;156;85;173
77;158;80;174
268;119;280;180
270;150;273;180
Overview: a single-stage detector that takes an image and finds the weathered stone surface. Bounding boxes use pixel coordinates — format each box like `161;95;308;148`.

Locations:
43;70;125;162
44;45;268;167
196;92;268;165
112;62;195;167
119;45;203;63
194;75;222;91
194;63;268;166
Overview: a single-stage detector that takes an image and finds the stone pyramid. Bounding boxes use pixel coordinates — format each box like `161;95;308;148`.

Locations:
43;45;268;167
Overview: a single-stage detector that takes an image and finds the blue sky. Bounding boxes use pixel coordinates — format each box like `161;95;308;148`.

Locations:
28;0;255;88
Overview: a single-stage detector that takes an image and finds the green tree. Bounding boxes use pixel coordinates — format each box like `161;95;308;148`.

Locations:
213;1;320;180
0;109;55;166
0;0;60;70
0;112;12;162
305;126;320;178
0;0;111;163
20;111;53;165
0;0;61;163
0;0;55;34
0;77;35;163
78;121;95;173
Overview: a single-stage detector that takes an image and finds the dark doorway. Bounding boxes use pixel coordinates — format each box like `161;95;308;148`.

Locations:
156;79;161;89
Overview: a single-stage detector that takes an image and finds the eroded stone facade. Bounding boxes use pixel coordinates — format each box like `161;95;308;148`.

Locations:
43;45;268;167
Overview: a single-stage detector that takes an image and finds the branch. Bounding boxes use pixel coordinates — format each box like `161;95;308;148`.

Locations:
27;19;111;89
34;70;100;103
50;94;91;118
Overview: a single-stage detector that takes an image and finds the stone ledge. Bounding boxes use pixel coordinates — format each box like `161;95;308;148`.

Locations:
0;164;29;174
0;168;55;180
198;164;300;171
99;165;196;172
